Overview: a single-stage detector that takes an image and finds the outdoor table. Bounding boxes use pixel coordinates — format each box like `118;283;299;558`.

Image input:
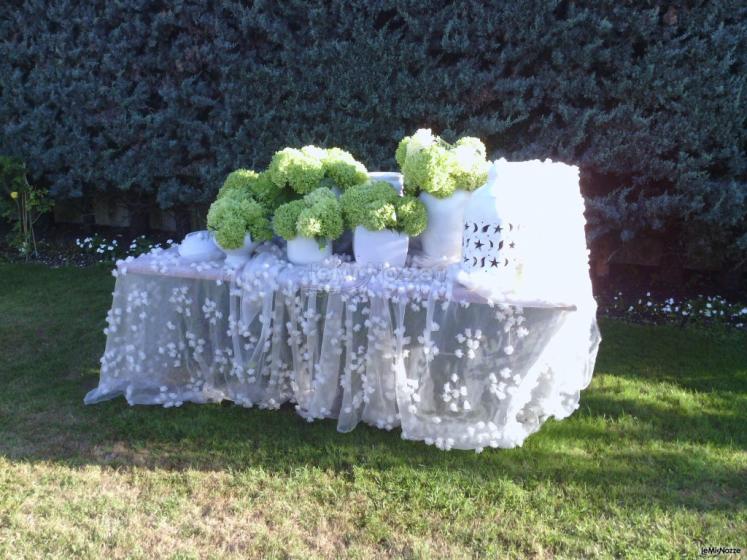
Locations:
85;245;600;451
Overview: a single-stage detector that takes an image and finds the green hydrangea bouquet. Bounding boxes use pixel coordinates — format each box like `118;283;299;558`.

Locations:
206;194;273;250
395;129;489;198
218;168;294;214
273;187;344;247
340;180;427;236
267;146;368;195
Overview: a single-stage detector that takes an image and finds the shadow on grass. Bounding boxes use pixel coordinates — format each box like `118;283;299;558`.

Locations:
2;389;746;515
1;266;746;518
575;391;747;447
594;319;747;395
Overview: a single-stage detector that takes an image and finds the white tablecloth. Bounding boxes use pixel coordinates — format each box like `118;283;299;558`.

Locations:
85;245;600;451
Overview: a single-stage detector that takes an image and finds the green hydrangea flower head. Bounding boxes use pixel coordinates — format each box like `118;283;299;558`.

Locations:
454;137;487;157
406;128;437;154
207;196;272;249
297;198;343;242
273;189;343;243
296;208;323;239
212;214;246;249
340;180;398;229
250;171;294;213
314;198;344;240
451;138;489;191
396;129;489;197
218;169;259;200
395;136;410;169
267;147;325;194
272;199;306;240
300;145;328;161
322;147;368;190
340;180;427;234
247;202;274;243
303;186;337;207
401;143;458;198
361;199;397;231
395;195;428;236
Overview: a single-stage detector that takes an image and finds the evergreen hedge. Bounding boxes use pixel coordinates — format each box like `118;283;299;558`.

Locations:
1;1;745;263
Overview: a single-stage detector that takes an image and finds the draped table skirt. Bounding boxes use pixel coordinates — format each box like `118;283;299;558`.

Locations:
85;245;600;451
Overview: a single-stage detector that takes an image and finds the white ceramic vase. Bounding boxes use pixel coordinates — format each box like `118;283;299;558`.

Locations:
219;233;255;268
353;226;409;267
418;189;471;263
178;230;223;262
286;236;333;265
458;162;523;294
367;171;404;194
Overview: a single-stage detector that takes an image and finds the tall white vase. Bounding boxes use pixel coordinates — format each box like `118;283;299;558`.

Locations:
220;233;255;268
367;171;404;194
353;226;409;267
418;190;471;264
286;236;333;265
458;162;523;294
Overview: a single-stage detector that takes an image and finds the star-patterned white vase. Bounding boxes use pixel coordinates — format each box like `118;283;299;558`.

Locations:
460;162;523;290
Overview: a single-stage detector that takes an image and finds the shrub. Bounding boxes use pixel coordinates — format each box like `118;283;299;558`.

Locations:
0;2;744;264
340;180;427;235
273;187;343;245
0;156;53;258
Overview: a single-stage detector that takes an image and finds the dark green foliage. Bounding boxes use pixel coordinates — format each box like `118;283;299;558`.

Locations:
0;1;745;261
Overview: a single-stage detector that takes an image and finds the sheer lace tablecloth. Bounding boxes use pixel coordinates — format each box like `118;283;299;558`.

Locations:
85;245;600;451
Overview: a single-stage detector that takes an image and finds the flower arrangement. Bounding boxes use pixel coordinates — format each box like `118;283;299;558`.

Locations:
206;195;273;250
340;180;427;236
218;169;292;213
320;147;369;190
395;129;489;198
273;187;344;246
267;147;325;195
217;168;259;199
268;145;367;195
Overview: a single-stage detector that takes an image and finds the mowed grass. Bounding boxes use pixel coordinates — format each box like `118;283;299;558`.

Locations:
0;263;745;559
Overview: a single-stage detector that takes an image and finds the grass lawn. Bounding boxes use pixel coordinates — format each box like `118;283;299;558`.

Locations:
0;263;745;559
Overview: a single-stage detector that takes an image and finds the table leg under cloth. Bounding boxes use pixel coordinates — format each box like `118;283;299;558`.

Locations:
86;248;600;451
